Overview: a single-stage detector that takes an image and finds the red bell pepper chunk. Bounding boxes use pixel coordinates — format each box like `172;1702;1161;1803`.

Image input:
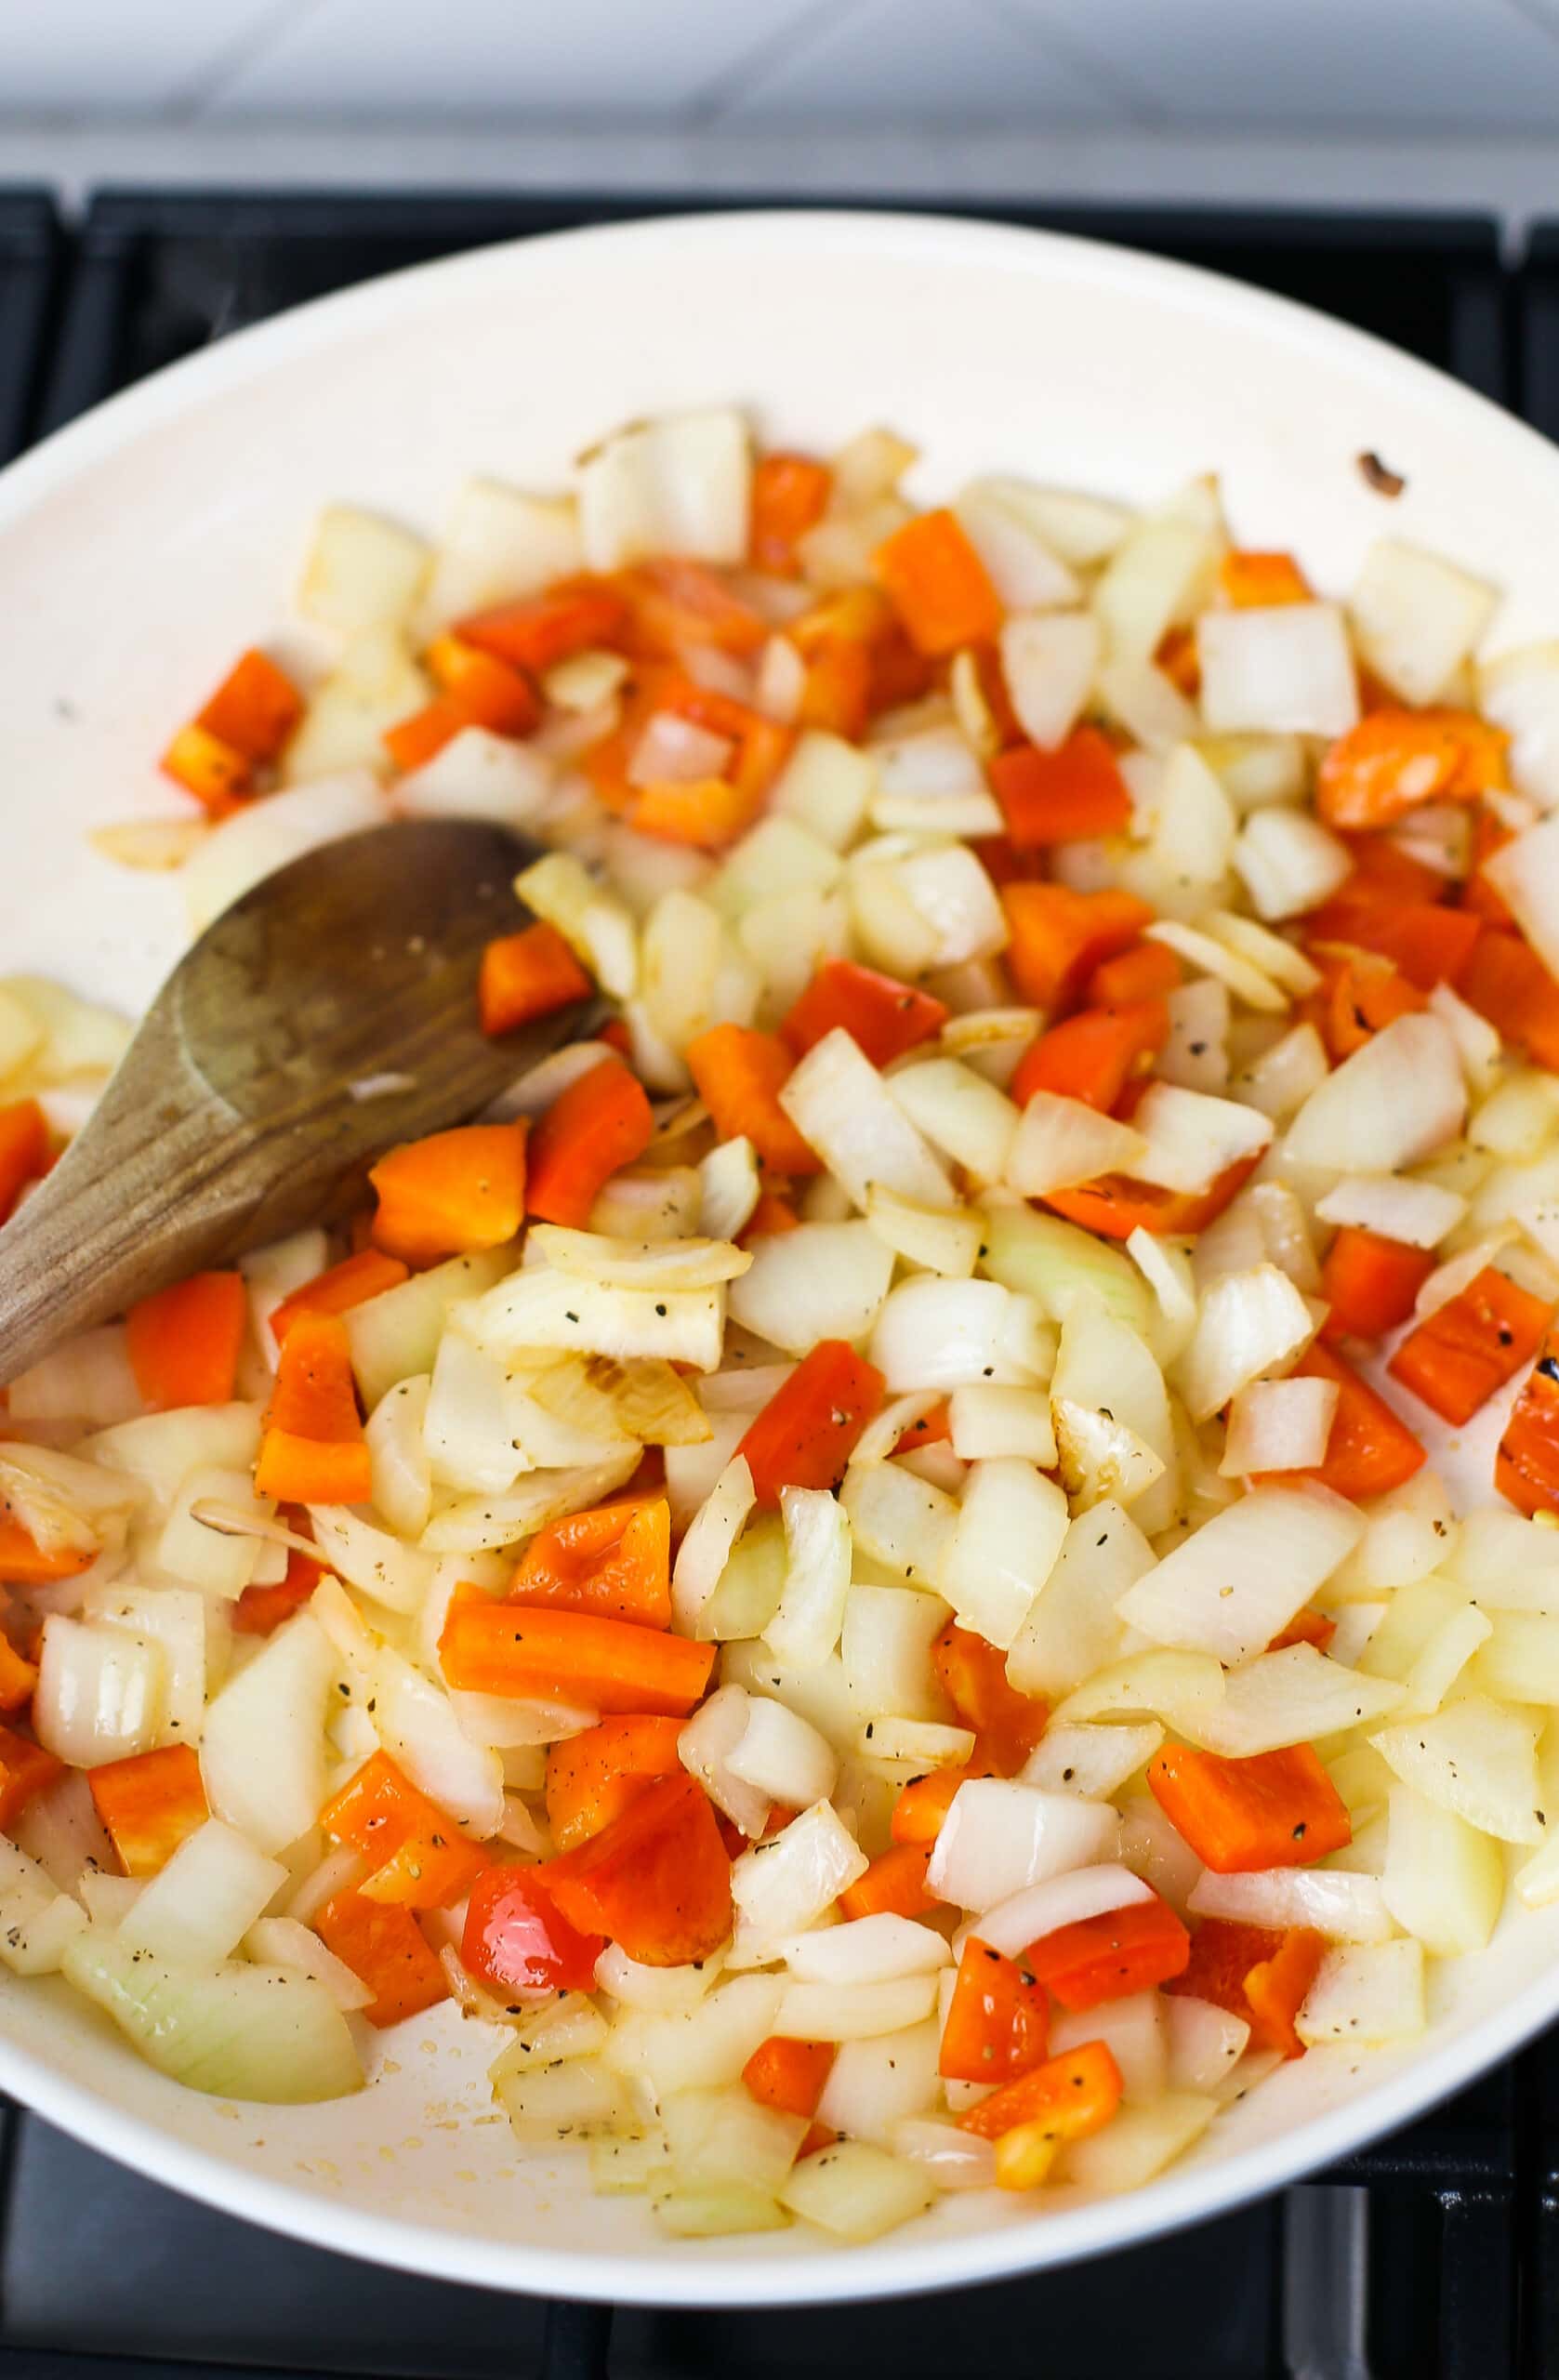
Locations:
735;1340;885;1506
460;1865;605;1997
542;1769;732;1967
939;1936;1050;2082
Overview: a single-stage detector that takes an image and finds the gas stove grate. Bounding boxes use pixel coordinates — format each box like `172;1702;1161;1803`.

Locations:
4;188;1558;2378
0;190;63;462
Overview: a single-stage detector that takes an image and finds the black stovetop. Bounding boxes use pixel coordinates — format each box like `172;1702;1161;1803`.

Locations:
6;190;1559;2379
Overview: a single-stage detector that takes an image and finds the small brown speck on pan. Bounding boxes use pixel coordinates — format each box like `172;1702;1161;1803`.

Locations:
1358;449;1406;496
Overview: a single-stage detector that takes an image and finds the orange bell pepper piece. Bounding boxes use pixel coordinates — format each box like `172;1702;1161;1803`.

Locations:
778;959;948;1070
460;1864;604;1996
254;1309;372;1506
1167;1915;1322;2059
931;1618;1046;1775
1268;1606;1339;1655
0;1514;92;1588
1147;1742;1352;1873
735;1341;886;1505
425;632;540;737
1024;1895;1191;2011
125;1271;248;1410
749;452;833;575
0;1099;50;1225
525;1057;653;1228
457;577;627;673
478;920;594;1038
1459;928;1559;1072
271;1250;410;1346
1087;939;1183;1010
955;2039;1124;2144
88;1743;209;1877
874;509;1003;656
890;1758;993;1846
1304;893;1480;994
231;1529;324;1635
322;1748;490;1910
1315;707;1508;829
370;1120;527;1265
1388;1264;1552;1426
1041;1154;1261;1242
510;1497;672;1630
989;729;1132;847
615;558;771;659
195;647;304;762
0;1721;62;1831
1291;1343;1426;1500
1497;1325;1559;1516
743;2033;836;2117
1000;884;1156;1015
542;1768;733;1966
1319;1225;1434;1343
0;1633;37;1712
1011;999;1169;1115
684;1025;823;1177
838;1843;937;1921
314;1887;448;2028
439;1599;715;1717
382;697;471;774
1218;549;1311;607
940;1936;1050;2083
543;1713;686;1853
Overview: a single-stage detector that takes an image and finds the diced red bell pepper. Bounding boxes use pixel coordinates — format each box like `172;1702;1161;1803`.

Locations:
460;1864;605;1997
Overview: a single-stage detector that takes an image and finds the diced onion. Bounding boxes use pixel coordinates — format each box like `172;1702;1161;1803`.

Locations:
974;1862;1153;1959
1221;1375;1339;1475
1116;1484;1363;1663
1282;1013;1467;1173
1197;604;1360;737
925;1779;1118;1911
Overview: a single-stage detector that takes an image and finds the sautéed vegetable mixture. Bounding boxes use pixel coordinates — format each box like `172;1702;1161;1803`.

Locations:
6;408;1559;2243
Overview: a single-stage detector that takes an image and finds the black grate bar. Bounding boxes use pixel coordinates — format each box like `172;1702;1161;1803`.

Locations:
540;2302;613;2380
33;190;1507;433
0;189;64;461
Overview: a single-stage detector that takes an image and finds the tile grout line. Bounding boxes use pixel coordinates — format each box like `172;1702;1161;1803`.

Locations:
682;0;876;127
161;0;337;123
983;0;1169;127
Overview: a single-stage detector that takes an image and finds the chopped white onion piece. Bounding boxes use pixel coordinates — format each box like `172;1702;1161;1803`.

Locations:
1221;1375;1339;1474
671;1456;755;1636
975;1862;1152;1958
779;1026;952;1210
1350;537;1497;706
1233;806;1353;920
782;1914;949;1985
1188;1866;1394;1943
926;1779;1118;1911
998;613;1101;750
1007;1092;1146;1197
728;1221;894;1355
1178;1261;1316;1423
1116;1484;1363;1663
1198;604;1360;737
1130;1080;1275;1196
1283;1013;1467;1173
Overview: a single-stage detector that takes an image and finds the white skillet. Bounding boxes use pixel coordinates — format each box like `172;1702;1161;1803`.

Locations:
0;207;1555;2304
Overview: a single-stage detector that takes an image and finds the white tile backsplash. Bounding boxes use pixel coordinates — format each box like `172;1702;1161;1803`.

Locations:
203;0;832;120
1020;0;1559;128
721;0;1130;126
3;0;1559;132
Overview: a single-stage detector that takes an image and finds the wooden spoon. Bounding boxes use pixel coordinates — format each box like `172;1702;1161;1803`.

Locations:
0;819;605;1383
